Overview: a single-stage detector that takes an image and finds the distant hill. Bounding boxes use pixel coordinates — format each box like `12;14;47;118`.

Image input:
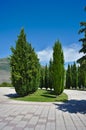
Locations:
0;58;11;83
0;58;10;71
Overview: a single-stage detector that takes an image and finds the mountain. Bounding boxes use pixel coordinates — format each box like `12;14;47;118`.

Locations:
0;58;10;71
0;58;11;83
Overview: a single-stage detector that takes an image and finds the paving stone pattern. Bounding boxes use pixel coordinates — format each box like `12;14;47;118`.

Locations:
0;88;86;130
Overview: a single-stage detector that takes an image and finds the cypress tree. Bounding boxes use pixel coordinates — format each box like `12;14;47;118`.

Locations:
78;63;86;89
78;66;82;89
52;40;64;95
66;64;72;89
44;65;49;90
10;29;40;96
49;59;53;90
60;50;65;93
40;66;45;89
71;62;78;89
26;44;40;92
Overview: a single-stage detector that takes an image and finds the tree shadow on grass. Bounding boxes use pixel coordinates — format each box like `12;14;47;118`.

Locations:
54;99;86;114
41;90;56;98
41;94;56;98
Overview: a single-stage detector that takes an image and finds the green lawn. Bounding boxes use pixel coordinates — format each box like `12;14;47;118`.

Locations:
14;89;68;102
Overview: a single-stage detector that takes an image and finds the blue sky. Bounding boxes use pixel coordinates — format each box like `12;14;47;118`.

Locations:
0;0;86;66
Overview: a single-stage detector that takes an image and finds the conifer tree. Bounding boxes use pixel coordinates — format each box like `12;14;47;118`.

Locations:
26;44;40;92
44;65;49;90
71;63;78;89
49;59;53;90
52;40;64;95
78;66;82;89
66;64;72;89
60;50;65;93
40;66;45;89
78;63;86;88
10;29;40;96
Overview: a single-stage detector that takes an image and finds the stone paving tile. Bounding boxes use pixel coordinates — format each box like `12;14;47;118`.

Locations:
2;126;14;130
77;113;86;127
63;113;76;128
39;106;50;119
38;118;47;124
22;114;33;121
0;122;8;129
76;127;86;130
24;127;34;130
28;116;39;126
39;124;46;130
34;105;44;116
16;120;27;128
66;126;77;130
35;124;41;130
70;113;85;128
13;127;24;130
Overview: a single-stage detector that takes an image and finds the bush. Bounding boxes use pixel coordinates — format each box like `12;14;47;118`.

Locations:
0;82;12;87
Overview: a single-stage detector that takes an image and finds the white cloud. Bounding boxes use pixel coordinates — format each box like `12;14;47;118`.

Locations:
37;48;53;64
37;43;84;65
37;48;53;65
63;43;84;62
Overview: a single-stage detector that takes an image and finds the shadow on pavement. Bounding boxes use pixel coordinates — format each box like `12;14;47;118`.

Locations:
54;100;86;114
4;93;19;98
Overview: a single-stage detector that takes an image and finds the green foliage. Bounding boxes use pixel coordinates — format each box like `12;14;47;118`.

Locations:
78;61;86;88
44;65;49;90
71;63;78;89
40;65;49;90
66;63;78;89
0;82;12;87
77;14;86;88
49;59;53;90
77;21;86;63
10;29;40;96
60;51;65;93
40;66;45;89
52;40;64;95
66;64;72;89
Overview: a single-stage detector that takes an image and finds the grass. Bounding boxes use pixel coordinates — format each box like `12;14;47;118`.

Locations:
14;89;68;102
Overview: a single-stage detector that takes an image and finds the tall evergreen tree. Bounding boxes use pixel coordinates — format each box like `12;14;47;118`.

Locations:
78;63;86;88
10;29;40;96
66;64;72;89
27;44;40;92
44;65;49;90
49;59;53;90
78;66;83;89
60;50;65;93
52;40;64;95
71;62;78;89
40;66;45;89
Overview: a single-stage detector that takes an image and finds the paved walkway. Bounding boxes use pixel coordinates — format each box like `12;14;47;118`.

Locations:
0;87;86;130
